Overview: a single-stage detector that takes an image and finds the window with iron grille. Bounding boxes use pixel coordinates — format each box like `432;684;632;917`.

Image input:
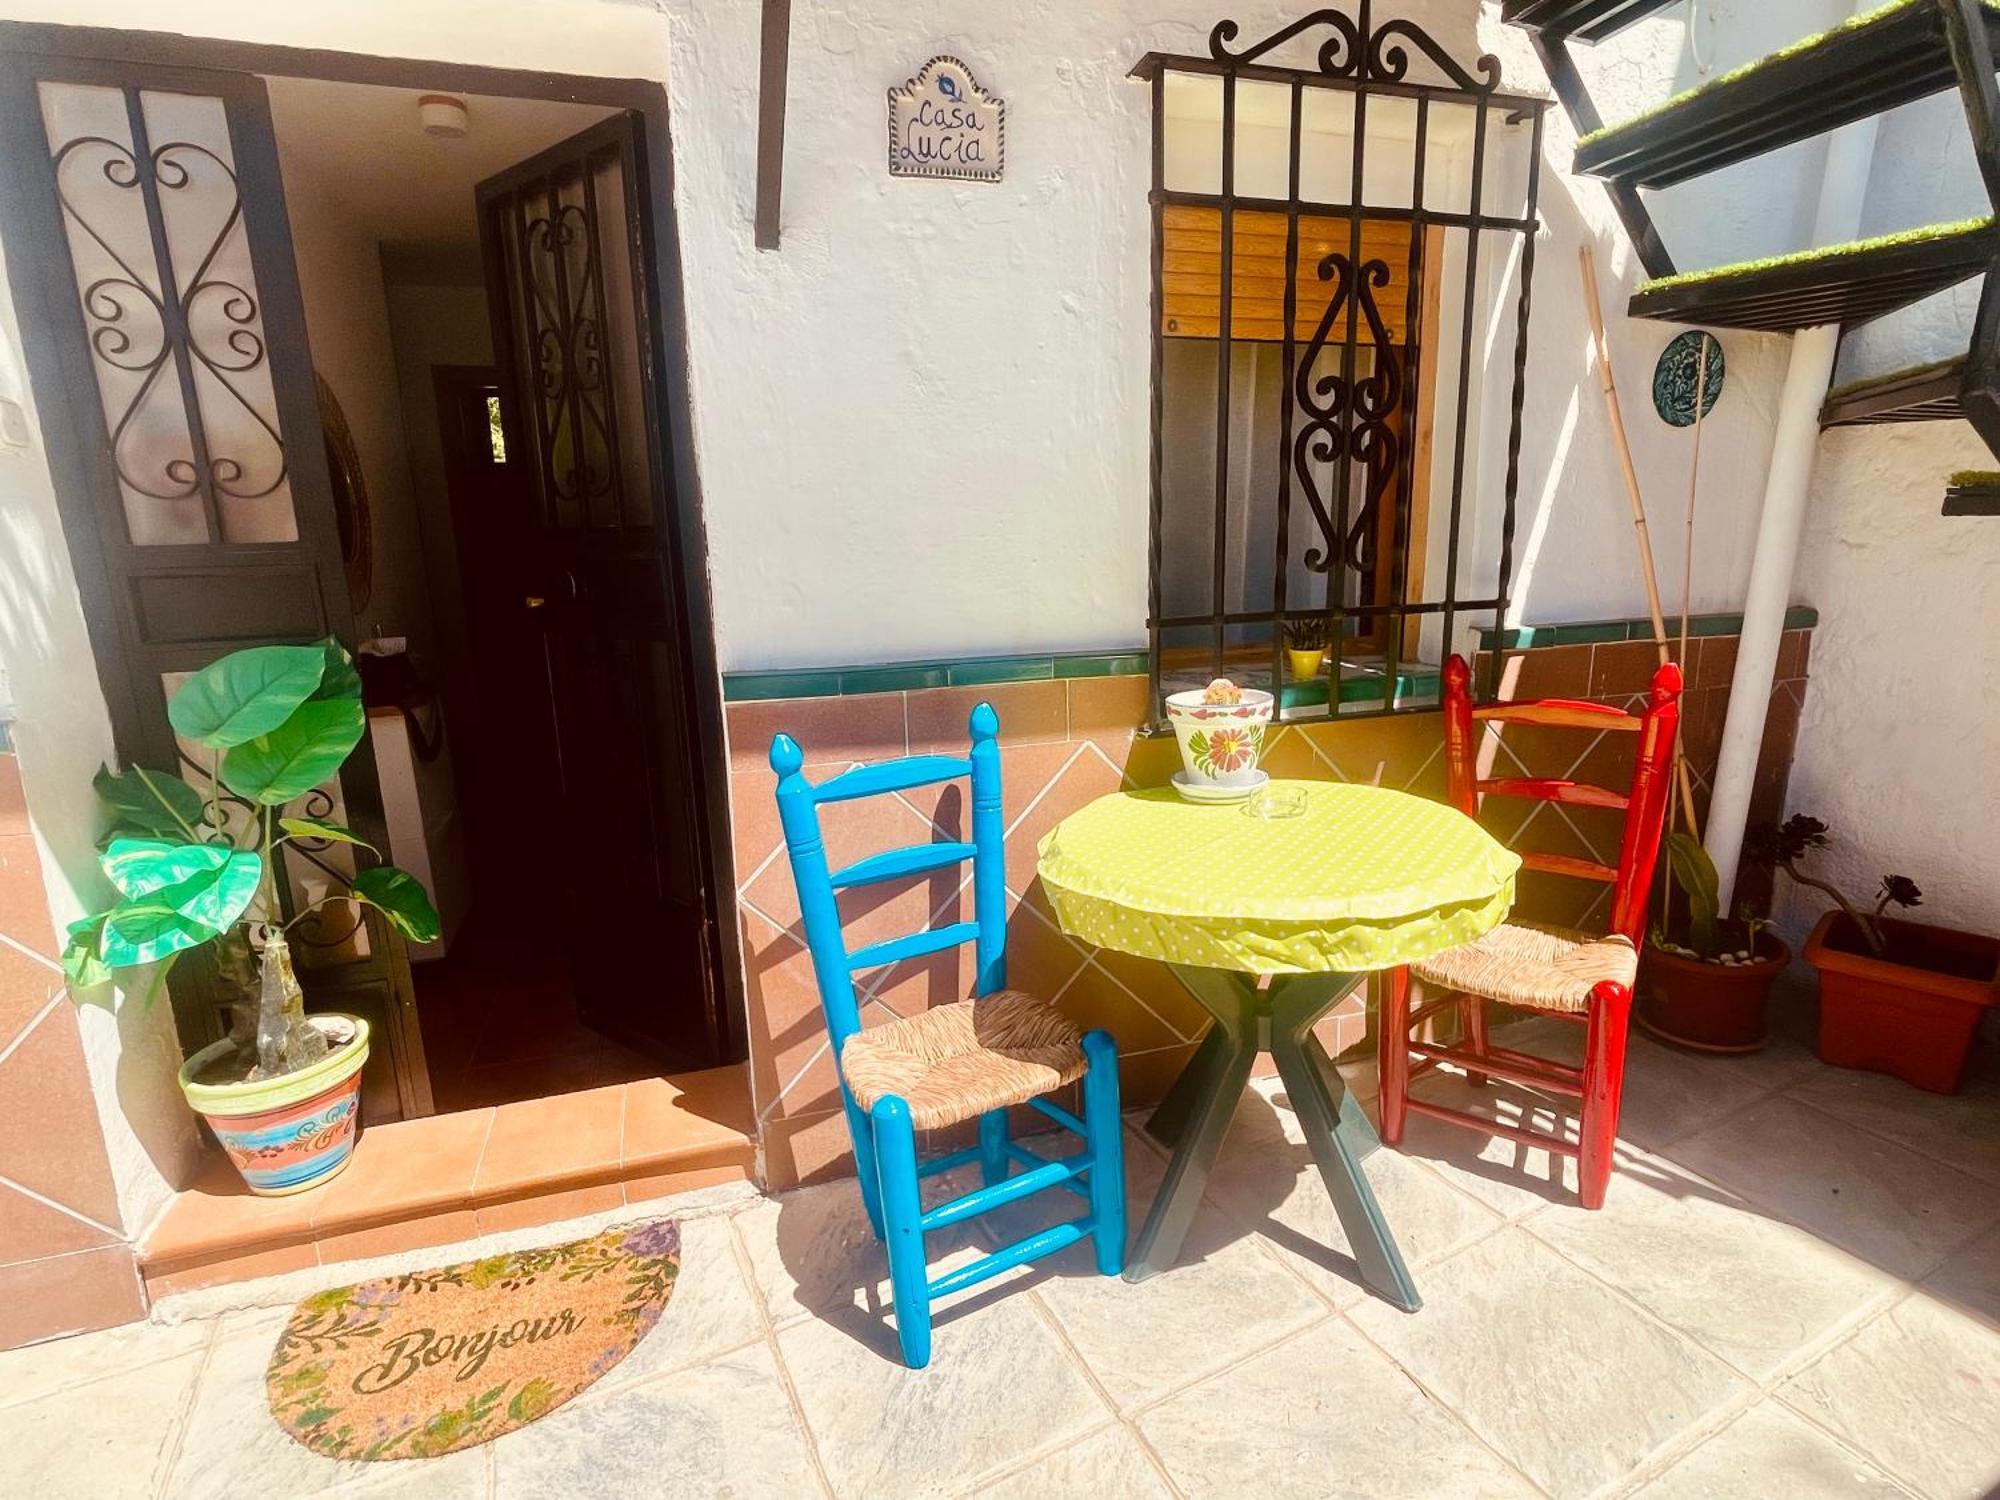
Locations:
1135;8;1548;722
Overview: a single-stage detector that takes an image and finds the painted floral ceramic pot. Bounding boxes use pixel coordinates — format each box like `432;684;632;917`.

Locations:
179;1014;370;1196
1164;687;1275;786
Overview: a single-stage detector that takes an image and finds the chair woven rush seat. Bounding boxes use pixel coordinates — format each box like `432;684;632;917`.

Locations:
839;991;1086;1130
770;703;1125;1369
1411;921;1637;1016
1379;654;1683;1210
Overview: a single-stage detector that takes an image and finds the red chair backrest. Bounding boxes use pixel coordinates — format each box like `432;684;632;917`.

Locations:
1440;653;1682;945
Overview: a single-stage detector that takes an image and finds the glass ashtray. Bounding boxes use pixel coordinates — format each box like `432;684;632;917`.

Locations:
1245;783;1308;820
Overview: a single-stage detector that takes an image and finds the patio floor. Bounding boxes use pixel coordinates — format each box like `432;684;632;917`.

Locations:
5;998;1998;1499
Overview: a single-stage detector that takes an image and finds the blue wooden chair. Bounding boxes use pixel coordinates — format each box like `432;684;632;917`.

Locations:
769;703;1125;1368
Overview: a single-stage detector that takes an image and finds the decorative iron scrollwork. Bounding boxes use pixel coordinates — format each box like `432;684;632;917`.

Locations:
1209;7;1501;93
1292;252;1402;576
49;112;288;521
520;193;618;509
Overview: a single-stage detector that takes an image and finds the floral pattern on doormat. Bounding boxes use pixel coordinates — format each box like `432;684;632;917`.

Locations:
266;1217;680;1460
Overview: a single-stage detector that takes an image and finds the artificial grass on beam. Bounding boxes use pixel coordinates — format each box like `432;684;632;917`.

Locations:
1825;355;1964;402
1946;469;2000;486
1576;0;1970;149
1636;216;1995;295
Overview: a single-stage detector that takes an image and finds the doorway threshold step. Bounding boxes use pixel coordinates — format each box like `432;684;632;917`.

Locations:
138;1064;755;1299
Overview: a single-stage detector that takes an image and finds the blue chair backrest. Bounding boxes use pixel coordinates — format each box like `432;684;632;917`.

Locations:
769;703;1008;1065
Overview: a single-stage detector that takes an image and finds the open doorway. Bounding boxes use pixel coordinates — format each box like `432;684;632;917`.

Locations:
257;76;722;1111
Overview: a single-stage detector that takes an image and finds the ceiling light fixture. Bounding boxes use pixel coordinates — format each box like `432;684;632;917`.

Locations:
417;94;470;139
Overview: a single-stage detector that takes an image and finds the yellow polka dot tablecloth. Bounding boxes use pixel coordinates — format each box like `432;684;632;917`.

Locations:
1036;781;1520;975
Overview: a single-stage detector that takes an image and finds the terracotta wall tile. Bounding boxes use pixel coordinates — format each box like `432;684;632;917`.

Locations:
0;1005;125;1233
0;1245;145;1349
0;1183;115;1263
0;833;57;958
0;938;62;1049
762;1107;854;1192
728;693;906;773
906;680;1066;755
1695;635;1739;689
1776;628;1811;682
0;756;26;838
1487;645;1592;701
1587;639;1674;702
1066;675;1148;749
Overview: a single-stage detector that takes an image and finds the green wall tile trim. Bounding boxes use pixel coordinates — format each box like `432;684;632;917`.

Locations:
726;649;1146;702
1279;667;1440;712
1477;607;1817;652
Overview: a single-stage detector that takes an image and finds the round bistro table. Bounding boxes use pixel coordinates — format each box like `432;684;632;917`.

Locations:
1037;779;1519;1311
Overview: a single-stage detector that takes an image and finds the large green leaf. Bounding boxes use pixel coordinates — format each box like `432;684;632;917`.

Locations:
219;697;366;806
101;889;220;967
1664;831;1721;958
93;765;209;840
167;645;328;748
309;637;363;705
351;864;441;944
278;816;375;853
98;838;261;950
61;914;113;992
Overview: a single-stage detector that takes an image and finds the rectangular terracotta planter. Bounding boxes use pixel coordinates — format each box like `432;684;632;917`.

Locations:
1802;911;2000;1094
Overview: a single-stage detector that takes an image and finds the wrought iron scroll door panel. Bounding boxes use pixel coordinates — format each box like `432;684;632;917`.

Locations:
0;55;432;1118
477;116;724;1068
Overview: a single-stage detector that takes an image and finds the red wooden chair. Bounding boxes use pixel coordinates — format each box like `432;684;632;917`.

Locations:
1377;653;1682;1209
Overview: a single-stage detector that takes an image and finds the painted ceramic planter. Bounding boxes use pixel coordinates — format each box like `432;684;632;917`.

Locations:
1803;912;1999;1094
179;1014;370;1196
1285;648;1326;682
1164;687;1275;787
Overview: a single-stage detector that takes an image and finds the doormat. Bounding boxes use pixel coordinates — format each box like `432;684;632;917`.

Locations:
266;1217;680;1460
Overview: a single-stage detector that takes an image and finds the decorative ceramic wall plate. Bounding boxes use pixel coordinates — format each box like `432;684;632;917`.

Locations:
1652;330;1725;427
887;56;1004;182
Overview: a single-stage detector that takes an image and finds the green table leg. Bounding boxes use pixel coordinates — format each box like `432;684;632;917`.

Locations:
1268;975;1422;1313
1145;980;1236;1148
1123;971;1258;1282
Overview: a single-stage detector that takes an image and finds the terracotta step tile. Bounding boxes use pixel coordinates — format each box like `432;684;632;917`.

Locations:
621;1065;754;1171
472;1083;626;1200
140;1155;318;1264
305;1106;493;1233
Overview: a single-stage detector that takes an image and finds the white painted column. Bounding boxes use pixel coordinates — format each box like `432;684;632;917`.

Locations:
1707;100;1880;904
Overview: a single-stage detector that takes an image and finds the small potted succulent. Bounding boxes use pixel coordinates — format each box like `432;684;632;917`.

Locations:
1164;677;1274;792
1751;815;1999;1093
62;638;439;1194
1282;617;1328;681
1638;833;1790;1051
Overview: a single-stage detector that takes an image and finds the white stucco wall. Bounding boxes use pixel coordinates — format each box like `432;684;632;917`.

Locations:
1779;422;2000;945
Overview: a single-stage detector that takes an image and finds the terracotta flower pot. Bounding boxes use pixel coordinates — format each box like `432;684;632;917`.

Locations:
179;1014;370;1195
1803;911;2000;1094
1638;930;1791;1052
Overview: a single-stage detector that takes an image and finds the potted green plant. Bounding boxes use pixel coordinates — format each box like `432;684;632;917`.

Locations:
1751;815;1999;1093
1638;832;1790;1052
1282;617;1328;681
61;638;439;1195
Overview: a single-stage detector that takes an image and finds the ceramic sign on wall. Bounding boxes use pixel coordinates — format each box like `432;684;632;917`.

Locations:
887;56;1004;182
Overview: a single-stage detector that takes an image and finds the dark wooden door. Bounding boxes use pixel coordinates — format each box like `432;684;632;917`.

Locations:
476;115;722;1068
0;52;432;1118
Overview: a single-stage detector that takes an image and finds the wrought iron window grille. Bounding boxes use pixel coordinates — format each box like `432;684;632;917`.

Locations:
1133;6;1548;724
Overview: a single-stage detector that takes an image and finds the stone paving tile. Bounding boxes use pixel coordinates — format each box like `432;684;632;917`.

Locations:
1784;1058;2000;1188
1208;1085;1503;1307
1666;1094;2000;1281
1004;1123;1328;1413
0;1344;205;1500
1524;1146;1898;1379
1923;1222;2000;1328
775;1293;1108;1498
1781;1291;2000;1500
1137;1317;1538;1499
972;1422;1173;1498
490;1343;822;1498
0;1314;208;1410
596;1214;765;1389
162;1322;373;1499
731;1166;989;1326
1633;1398;1910;1498
322;1443;489;1499
1347;1226;1748;1500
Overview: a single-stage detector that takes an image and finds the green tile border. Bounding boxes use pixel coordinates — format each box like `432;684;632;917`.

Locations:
1477;606;1817;652
726;649;1147;702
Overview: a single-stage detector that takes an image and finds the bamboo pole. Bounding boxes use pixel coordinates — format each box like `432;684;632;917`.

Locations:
1578;246;1701;838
